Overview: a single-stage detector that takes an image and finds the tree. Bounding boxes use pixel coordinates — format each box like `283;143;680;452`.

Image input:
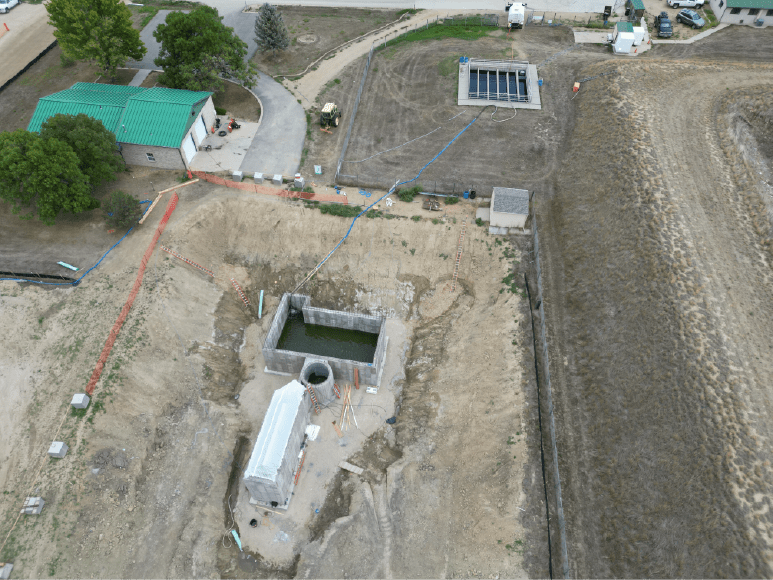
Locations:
255;3;290;55
0;130;97;225
40;114;124;190
46;0;146;80
154;6;257;93
103;191;142;228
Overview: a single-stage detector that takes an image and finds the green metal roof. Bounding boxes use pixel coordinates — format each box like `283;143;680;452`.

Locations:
726;0;773;8
617;21;635;32
27;83;144;134
628;0;646;10
117;91;210;148
27;82;212;149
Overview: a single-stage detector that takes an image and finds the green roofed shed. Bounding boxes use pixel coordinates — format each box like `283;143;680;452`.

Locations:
616;21;635;32
628;0;646;10
726;0;773;7
117;88;212;148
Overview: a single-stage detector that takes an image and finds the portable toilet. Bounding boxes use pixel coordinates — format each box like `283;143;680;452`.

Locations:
632;25;645;45
612;21;635;54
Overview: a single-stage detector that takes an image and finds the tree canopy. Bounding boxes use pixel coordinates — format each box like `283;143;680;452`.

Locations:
254;3;290;55
0;130;97;225
40;114;124;189
46;0;146;80
103;190;142;228
154;6;257;92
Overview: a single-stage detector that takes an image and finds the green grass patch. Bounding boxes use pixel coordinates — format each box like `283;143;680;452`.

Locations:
702;7;720;27
377;23;492;52
411;215;421;222
319;204;361;217
445;195;460;205
397;8;420;16
397;185;422;202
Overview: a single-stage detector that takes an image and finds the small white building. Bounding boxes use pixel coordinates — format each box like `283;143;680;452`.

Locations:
482;187;530;234
243;380;310;509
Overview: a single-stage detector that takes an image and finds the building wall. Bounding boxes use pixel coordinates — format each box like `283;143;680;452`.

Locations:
120;143;185;169
490;211;527;229
709;0;772;26
200;97;217;134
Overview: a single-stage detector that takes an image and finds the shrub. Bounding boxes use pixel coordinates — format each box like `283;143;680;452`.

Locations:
103;191;142;228
475;217;485;227
215;106;227;115
397;185;422;202
411;215;421;222
319;204;360;217
445;195;460;205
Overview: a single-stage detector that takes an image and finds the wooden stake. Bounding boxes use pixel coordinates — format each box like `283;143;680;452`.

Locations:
332;421;343;438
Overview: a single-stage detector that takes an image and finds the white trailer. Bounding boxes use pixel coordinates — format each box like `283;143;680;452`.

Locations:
506;2;527;29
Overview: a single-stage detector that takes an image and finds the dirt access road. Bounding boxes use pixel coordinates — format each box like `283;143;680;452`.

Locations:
537;29;773;577
0;3;55;87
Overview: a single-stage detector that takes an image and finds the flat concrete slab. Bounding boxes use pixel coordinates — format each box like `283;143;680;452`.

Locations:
0;3;55;86
129;69;153;87
189;121;260;174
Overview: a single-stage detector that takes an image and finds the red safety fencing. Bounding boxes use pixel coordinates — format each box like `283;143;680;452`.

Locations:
191;170;347;204
85;193;179;396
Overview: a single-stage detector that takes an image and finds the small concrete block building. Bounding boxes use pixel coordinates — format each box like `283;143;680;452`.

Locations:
20;497;45;515
48;441;68;458
488;188;530;233
243;380;311;509
28;82;216;169
708;0;772;25
71;394;90;409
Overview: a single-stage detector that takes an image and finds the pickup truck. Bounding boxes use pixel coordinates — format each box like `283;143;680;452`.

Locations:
667;0;704;8
0;0;20;13
654;11;673;37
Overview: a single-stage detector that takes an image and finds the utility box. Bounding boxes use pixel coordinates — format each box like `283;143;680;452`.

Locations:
48;441;68;459
254;172;264;184
20;497;45;515
294;173;305;189
71;393;90;409
243;380;311;509
272;174;283;186
232;170;243;182
632;26;645;45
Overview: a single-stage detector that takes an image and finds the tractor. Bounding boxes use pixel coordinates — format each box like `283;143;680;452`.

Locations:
320;103;342;129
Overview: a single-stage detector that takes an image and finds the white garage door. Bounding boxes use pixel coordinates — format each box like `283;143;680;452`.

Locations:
194;115;207;143
182;134;197;164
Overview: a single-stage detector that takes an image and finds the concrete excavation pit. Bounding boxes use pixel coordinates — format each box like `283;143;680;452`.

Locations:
262;293;388;386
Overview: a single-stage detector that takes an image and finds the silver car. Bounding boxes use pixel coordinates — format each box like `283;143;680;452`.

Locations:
677;8;706;28
0;0;19;13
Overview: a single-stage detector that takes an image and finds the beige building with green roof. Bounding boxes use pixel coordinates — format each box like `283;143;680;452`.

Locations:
28;82;216;169
708;0;772;25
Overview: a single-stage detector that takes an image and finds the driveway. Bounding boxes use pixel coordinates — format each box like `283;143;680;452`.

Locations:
221;9;306;177
126;9;185;70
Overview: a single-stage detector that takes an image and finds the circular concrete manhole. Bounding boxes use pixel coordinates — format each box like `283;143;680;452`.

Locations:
297;34;318;44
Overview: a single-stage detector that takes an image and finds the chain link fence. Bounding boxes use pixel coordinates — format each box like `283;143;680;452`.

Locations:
336;173;498;198
530;192;570;579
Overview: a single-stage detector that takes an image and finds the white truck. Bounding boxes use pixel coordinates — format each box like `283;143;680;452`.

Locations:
0;0;20;13
506;2;527;29
667;0;704;8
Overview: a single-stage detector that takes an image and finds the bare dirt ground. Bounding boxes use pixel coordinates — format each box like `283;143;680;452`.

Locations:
249;6;401;79
537;39;773;578
0;175;542;578
326;26;609;195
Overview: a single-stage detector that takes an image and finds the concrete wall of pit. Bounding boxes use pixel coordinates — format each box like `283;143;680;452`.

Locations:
262;293;387;385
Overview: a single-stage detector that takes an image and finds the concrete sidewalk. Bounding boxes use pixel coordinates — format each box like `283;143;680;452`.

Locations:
651;22;729;43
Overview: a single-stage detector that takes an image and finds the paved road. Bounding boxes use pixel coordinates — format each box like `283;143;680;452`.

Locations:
221;9;306;176
126;10;183;70
0;3;55;87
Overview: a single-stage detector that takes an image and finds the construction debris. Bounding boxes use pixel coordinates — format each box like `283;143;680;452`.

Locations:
339;461;364;475
20;497;44;515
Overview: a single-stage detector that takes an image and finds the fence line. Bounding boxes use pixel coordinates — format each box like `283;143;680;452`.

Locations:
191;171;347;204
530;192;570;578
0;40;58;96
335;44;374;182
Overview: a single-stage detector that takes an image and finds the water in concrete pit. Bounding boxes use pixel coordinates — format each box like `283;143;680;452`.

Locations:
277;312;378;363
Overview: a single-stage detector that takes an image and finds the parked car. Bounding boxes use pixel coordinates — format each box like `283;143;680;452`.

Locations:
667;0;704;8
0;0;19;13
655;11;673;37
676;8;706;27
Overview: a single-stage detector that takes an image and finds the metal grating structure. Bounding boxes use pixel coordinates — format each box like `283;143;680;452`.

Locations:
458;58;542;110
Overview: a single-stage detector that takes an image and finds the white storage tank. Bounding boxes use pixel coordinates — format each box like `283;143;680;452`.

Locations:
613;31;635;53
632;26;645;45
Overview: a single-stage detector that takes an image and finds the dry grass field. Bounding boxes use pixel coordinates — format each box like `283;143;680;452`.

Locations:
538;55;773;577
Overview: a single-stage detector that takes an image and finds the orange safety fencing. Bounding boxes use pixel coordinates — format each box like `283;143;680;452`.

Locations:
85;193;179;396
191;170;347;204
